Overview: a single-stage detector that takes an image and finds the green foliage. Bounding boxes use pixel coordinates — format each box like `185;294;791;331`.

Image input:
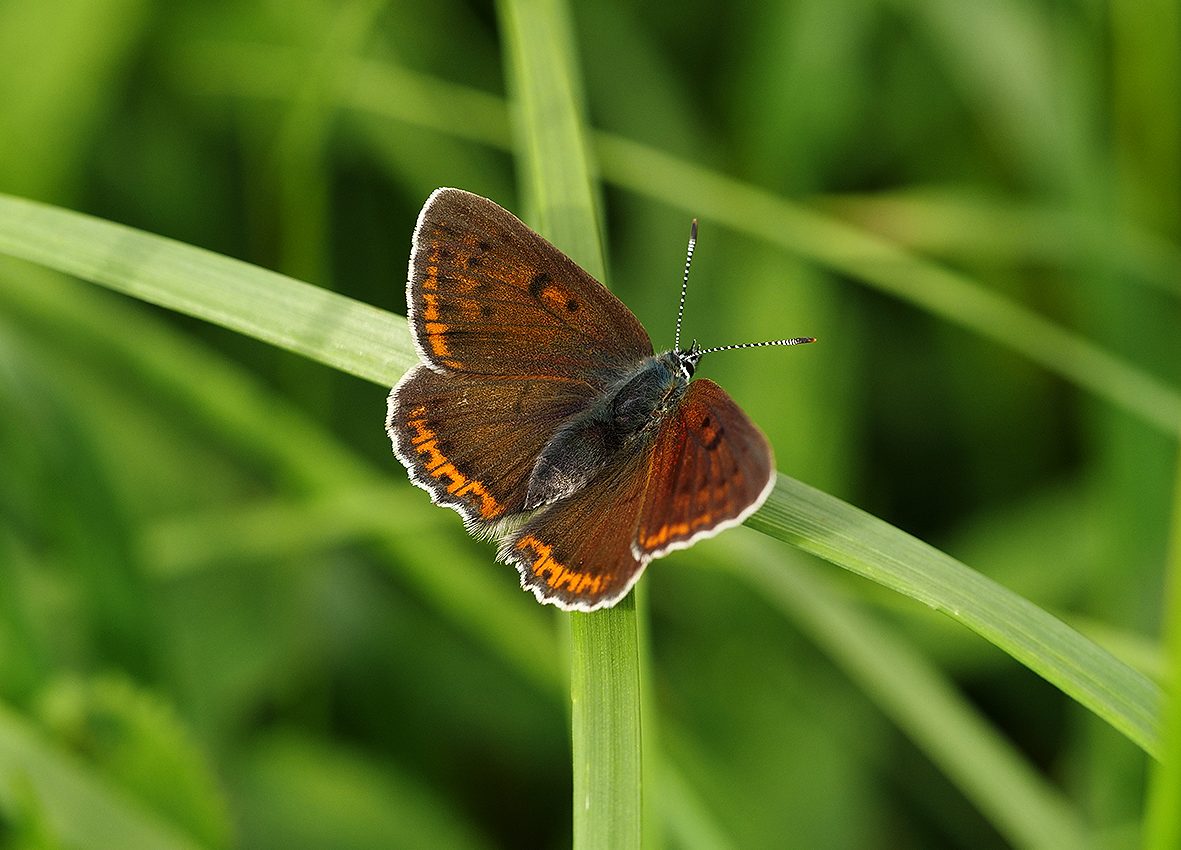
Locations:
0;0;1178;848
35;675;231;848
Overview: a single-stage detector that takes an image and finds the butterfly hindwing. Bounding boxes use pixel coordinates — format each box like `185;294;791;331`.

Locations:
389;365;599;526
409;188;653;378
499;452;651;612
633;379;774;558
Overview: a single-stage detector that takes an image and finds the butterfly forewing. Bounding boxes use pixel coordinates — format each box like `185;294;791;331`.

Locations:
634;379;775;559
409;188;653;378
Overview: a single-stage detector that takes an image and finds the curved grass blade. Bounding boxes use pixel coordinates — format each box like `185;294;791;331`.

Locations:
0;193;413;386
747;475;1162;758
717;541;1089;849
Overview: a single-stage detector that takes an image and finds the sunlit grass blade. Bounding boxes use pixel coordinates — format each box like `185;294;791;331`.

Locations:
748;475;1162;758
1143;460;1181;849
496;1;643;848
0;194;414;386
717;540;1088;849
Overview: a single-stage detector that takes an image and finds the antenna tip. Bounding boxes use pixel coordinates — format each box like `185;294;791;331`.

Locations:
690;219;698;239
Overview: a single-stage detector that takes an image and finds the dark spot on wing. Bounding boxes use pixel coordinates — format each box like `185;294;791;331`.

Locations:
529;272;552;300
566;298;579;312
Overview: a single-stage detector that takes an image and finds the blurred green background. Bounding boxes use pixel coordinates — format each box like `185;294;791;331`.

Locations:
1;0;1178;847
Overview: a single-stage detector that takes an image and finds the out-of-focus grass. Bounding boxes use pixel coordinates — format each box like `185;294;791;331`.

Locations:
1;1;1178;848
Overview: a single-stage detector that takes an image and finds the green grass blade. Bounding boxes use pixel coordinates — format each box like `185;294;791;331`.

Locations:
822;190;1181;302
497;1;643;847
748;474;1162;758
0;194;413;386
720;540;1089;849
1143;460;1181;848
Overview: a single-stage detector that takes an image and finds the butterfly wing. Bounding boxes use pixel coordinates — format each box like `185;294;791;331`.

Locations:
499;452;650;612
408;188;653;377
633;379;775;559
390;187;655;526
388;365;596;525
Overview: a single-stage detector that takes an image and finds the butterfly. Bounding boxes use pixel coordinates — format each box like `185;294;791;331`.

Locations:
386;188;814;612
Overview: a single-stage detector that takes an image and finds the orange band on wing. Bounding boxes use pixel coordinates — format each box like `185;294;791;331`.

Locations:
404;406;504;520
638;514;715;551
422;292;440;321
515;534;604;596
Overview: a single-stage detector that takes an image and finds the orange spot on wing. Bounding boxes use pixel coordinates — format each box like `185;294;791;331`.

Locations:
424;322;451;357
421;238;441;291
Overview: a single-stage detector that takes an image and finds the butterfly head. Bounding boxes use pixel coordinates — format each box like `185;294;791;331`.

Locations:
673;340;703;381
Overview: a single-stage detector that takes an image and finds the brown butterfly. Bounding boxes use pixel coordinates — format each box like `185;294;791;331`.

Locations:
387;189;814;611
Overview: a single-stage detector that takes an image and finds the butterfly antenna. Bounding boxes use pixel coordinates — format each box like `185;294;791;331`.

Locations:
696;337;818;356
674;219;697;352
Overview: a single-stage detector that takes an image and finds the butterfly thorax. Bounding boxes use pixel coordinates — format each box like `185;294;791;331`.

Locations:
523;351;691;510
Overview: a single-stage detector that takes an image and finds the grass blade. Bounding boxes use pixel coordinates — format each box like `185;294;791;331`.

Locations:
721;541;1089;849
748;474;1162;758
0;194;413;386
1143;460;1181;848
497;1;643;847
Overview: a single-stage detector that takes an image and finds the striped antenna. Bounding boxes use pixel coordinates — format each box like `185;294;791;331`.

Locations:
673;219;697;352
697;337;817;356
672;218;816;367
